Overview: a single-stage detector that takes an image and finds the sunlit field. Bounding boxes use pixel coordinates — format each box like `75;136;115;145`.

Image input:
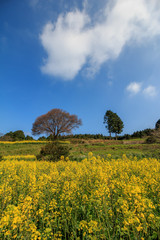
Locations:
1;139;160;160
0;153;160;239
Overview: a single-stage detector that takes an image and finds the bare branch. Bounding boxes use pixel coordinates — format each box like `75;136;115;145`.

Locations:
32;108;82;138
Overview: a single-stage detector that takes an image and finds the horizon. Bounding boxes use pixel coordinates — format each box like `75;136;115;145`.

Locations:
0;126;155;139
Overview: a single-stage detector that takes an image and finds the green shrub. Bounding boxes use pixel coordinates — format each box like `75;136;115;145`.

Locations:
145;136;157;144
37;141;70;162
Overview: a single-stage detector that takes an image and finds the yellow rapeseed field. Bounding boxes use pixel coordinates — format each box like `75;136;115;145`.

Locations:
0;141;47;144
3;155;36;161
0;140;70;144
0;153;160;239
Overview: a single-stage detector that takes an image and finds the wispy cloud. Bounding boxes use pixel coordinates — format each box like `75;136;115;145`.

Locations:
126;82;142;95
40;0;160;80
143;85;157;97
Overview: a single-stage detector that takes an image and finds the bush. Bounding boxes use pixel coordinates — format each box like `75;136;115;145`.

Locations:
145;136;157;144
37;141;70;162
0;135;13;141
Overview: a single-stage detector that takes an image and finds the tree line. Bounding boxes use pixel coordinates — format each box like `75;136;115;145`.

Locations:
0;130;34;141
0;108;159;141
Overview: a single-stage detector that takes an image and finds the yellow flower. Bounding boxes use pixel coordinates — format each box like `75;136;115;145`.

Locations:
88;152;93;158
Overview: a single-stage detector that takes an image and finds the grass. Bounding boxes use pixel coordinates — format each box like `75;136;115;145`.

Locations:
0;140;70;157
69;139;160;160
0;142;45;156
1;138;160;160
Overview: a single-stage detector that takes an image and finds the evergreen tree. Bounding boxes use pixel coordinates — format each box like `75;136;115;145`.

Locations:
104;110;124;139
13;130;25;141
104;110;115;139
112;113;124;140
155;119;160;130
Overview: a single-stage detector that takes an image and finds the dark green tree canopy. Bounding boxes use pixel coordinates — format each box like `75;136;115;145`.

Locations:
104;110;124;139
13;130;25;140
104;110;115;137
25;135;34;140
3;130;25;141
155;119;160;130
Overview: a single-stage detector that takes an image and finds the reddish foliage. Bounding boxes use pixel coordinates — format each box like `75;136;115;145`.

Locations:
32;108;82;138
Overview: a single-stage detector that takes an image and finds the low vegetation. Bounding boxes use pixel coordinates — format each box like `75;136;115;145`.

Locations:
37;141;71;162
1;139;160;160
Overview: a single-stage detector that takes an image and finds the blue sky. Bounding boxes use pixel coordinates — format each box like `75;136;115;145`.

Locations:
1;0;160;137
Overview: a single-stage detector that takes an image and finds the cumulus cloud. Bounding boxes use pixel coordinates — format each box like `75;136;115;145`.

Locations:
40;10;91;80
143;85;157;97
40;0;160;80
126;82;142;95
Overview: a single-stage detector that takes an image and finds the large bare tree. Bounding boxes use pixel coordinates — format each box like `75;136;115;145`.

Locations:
32;108;82;139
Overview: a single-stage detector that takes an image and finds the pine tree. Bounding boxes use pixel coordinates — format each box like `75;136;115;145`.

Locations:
104;110;124;139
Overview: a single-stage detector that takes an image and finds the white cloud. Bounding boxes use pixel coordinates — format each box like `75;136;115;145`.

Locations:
126;82;158;98
143;85;157;97
40;10;91;80
126;82;142;95
40;0;160;80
